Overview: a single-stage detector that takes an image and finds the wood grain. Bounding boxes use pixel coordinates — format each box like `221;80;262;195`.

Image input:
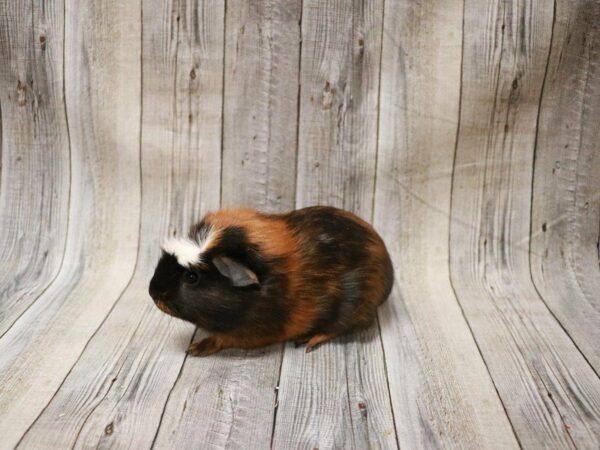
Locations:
154;2;300;447
272;1;397;448
373;0;519;448
0;0;599;448
19;0;223;448
154;344;283;449
221;0;301;213
274;328;397;450
294;0;381;220
0;0;70;338
0;0;142;447
530;0;600;374
450;0;600;447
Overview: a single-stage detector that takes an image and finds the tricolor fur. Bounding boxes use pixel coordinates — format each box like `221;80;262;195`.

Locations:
162;225;219;267
149;206;394;356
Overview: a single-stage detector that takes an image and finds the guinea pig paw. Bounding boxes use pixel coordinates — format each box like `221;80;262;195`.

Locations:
293;336;310;348
187;337;220;357
305;333;337;353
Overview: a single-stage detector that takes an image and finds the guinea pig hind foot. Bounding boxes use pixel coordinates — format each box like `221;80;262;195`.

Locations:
302;333;339;353
293;334;312;348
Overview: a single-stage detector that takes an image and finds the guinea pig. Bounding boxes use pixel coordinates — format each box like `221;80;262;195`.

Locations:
149;206;394;356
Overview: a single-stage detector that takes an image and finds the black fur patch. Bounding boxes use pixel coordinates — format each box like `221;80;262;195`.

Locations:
149;252;183;299
204;226;269;282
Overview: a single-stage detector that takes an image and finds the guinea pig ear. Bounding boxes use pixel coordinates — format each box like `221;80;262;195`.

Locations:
212;256;259;287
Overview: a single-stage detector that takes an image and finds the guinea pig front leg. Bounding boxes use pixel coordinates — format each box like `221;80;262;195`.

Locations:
186;336;222;357
186;333;282;357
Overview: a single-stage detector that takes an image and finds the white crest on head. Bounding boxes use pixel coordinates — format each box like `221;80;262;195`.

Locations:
162;226;218;268
162;237;202;267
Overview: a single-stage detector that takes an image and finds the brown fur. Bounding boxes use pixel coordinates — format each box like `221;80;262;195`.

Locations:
150;206;394;355
203;209;318;342
208;207;392;349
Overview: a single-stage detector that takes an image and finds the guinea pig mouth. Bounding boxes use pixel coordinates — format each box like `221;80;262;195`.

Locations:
154;298;176;317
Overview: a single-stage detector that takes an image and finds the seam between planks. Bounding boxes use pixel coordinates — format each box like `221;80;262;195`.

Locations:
375;313;399;450
218;0;227;207
292;0;303;216
269;343;286;449
270;0;304;446
67;352;130;448
0;100;3;193
344;344;356;449
149;328;197;449
370;0;400;448
369;0;384;221
446;1;522;447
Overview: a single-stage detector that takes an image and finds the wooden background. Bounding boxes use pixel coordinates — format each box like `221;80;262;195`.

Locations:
1;0;599;448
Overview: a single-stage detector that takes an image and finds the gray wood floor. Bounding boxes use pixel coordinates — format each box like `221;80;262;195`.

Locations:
1;0;599;449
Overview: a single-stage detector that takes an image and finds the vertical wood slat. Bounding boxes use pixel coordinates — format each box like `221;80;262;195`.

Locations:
450;0;600;448
0;0;142;448
153;1;300;447
272;1;397;449
221;0;301;213
295;0;380;219
530;0;600;374
373;0;520;448
19;0;224;448
0;0;70;337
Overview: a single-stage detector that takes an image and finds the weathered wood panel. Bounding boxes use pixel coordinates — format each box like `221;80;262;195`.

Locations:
0;0;70;338
530;0;600;374
450;0;600;447
0;0;141;447
294;0;380;219
19;0;223;448
0;0;599;448
155;345;283;449
221;0;301;212
272;1;397;449
373;0;519;448
154;2;300;447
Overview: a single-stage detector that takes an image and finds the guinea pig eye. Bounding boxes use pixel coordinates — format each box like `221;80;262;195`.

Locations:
183;270;199;284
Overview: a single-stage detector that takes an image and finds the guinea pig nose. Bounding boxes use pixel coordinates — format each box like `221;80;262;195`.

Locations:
149;281;165;299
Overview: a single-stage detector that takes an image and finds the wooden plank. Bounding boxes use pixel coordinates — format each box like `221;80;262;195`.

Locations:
153;2;300;447
272;1;397;448
530;0;600;373
373;0;520;448
154;346;283;449
0;0;70;337
450;0;600;447
18;1;223;448
274;329;397;450
0;0;142;447
221;0;301;212
294;0;379;219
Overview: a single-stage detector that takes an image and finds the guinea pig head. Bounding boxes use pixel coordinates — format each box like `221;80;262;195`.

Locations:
148;228;260;332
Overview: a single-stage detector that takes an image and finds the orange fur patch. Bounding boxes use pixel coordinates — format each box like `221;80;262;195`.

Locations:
204;209;318;338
